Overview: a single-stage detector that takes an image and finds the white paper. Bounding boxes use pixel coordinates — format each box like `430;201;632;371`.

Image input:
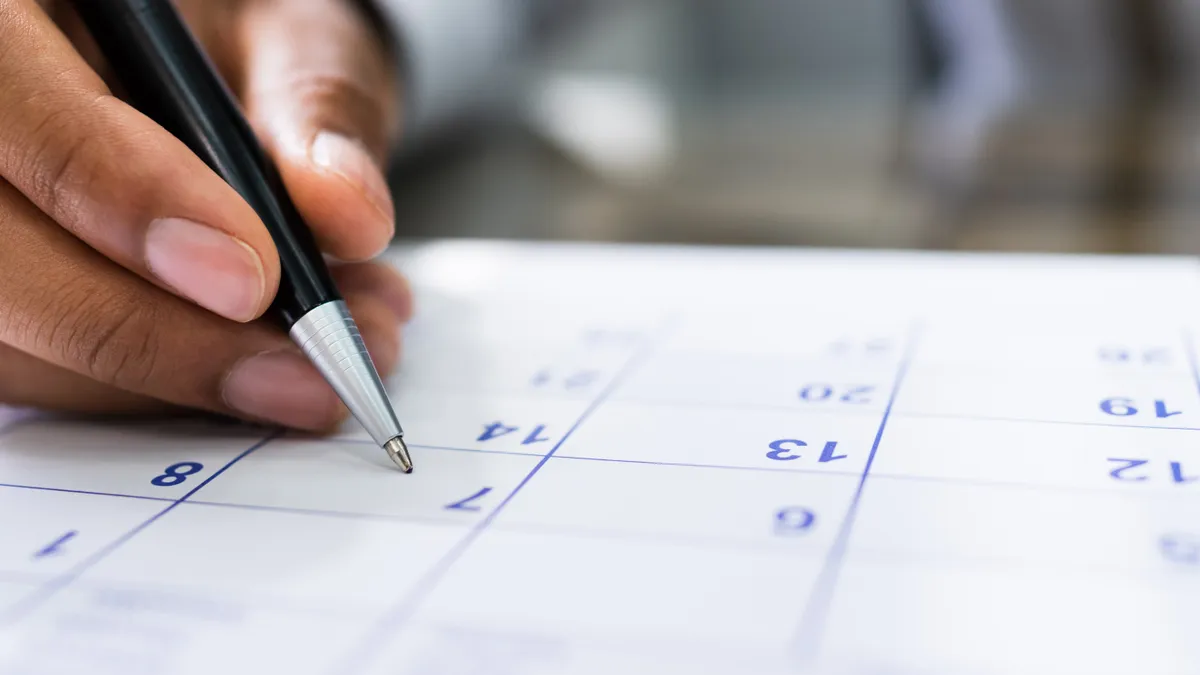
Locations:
1;240;1198;675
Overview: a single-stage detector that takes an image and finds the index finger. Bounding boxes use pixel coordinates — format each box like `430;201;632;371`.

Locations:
0;0;281;323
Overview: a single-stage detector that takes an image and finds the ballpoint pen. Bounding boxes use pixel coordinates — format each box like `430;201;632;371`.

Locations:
69;0;414;472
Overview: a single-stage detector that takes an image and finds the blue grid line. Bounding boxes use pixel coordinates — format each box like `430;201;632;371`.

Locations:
182;498;461;527
0;483;176;503
790;324;921;663
894;411;1200;433
1;431;279;624
331;335;663;674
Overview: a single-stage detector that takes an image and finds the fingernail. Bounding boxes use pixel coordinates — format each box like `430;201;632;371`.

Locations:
223;351;341;429
146;218;266;322
311;132;395;227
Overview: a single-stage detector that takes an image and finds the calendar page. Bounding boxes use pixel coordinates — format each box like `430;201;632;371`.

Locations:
0;240;1198;675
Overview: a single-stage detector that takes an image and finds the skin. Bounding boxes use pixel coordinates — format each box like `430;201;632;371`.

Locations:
0;0;412;432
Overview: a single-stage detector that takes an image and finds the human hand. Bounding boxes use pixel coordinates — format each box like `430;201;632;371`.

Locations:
0;0;408;430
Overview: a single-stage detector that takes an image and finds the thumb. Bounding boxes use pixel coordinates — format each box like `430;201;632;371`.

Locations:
237;0;402;263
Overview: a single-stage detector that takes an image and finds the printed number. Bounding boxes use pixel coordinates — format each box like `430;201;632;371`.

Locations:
1160;534;1200;566
828;338;892;356
767;440;846;463
774;507;816;535
1108;459;1197;484
799;384;874;404
445;487;494;512
1100;398;1181;419
151;461;204;487
478;422;551;445
33;531;77;559
1099;347;1171;365
531;370;600;390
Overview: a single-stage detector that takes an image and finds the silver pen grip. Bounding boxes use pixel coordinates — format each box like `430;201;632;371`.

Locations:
289;300;405;447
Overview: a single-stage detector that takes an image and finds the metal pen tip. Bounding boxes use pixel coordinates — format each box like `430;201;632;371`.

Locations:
384;436;413;473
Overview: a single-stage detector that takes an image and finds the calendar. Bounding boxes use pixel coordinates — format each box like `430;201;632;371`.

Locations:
0;240;1198;675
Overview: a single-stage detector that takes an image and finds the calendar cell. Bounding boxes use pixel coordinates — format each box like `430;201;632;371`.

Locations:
0;420;265;500
871;417;1200;492
0;488;167;577
394;332;635;400
0;584;371;675
895;367;1200;428
414;530;823;649
76;504;464;612
196;438;541;523
494;457;860;553
818;560;1200;675
850;479;1200;574
613;352;894;414
561;401;880;473
914;322;1191;377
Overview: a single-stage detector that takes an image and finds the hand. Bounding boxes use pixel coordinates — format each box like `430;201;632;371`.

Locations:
0;0;409;430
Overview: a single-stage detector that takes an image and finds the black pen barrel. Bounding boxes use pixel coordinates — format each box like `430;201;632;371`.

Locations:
70;0;339;327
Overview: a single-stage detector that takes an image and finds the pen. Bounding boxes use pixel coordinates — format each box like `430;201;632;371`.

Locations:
69;0;413;472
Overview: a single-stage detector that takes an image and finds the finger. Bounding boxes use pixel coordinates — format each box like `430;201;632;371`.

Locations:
215;292;403;433
0;341;170;416
0;0;280;323
0;179;321;430
330;261;414;323
237;0;400;262
0;180;403;432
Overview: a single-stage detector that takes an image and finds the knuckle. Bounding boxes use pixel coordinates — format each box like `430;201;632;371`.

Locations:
11;96;104;222
39;284;164;390
285;72;389;149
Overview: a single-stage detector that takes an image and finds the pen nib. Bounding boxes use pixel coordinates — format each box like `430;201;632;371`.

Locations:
385;437;413;473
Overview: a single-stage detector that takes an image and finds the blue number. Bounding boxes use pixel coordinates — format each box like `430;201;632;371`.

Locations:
1108;459;1196;484
799;385;834;402
767;439;805;461
1101;398;1137;416
840;386;875;404
818;441;846;462
478;422;519;441
33;531;77;559
522;425;551;445
1100;347;1170;365
1108;458;1149;482
1172;462;1198;484
1161;534;1200;566
828;339;891;356
445;487;494;512
767;440;844;462
1100;398;1182;418
532;371;600;390
774;507;816;535
1156;401;1182;419
151;462;204;487
478;422;551;444
1100;347;1132;363
799;385;874;404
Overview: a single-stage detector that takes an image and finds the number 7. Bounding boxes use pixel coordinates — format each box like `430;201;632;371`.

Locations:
445;487;494;512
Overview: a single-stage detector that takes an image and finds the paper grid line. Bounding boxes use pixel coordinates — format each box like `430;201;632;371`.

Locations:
0;430;280;624
790;323;921;663
330;328;664;674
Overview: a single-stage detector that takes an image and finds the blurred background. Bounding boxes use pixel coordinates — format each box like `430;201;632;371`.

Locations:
387;0;1200;254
